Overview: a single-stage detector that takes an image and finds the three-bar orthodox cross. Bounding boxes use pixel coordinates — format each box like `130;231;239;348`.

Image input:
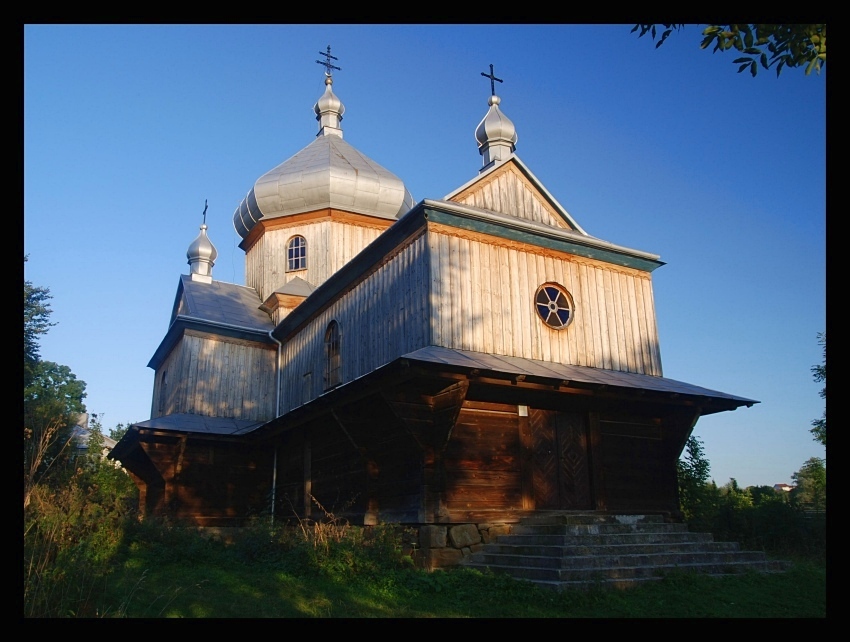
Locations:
316;45;341;76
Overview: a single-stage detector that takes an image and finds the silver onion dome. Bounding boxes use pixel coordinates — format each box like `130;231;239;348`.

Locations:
233;74;415;240
187;223;217;277
475;94;517;170
314;74;345;136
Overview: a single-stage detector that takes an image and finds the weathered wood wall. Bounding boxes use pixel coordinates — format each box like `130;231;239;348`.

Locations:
278;232;431;413
449;162;574;230
132;434;271;526
595;416;679;513
244;211;391;302
426;226;662;375
443;401;523;521
272;393;425;525
151;329;276;421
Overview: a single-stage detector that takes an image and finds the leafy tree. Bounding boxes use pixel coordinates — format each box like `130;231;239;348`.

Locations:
791;457;826;512
677;435;712;521
632;24;826;77
24;255;55;388
23;261;87;507
24;360;87;507
810;332;826;446
748;484;786;506
109;422;130;442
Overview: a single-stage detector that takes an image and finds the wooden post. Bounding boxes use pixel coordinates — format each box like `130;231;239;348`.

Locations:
303;439;311;518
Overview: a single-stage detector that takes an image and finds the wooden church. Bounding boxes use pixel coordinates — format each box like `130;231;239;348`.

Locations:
109;58;757;553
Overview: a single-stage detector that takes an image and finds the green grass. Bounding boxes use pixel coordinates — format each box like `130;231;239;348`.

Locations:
93;530;824;618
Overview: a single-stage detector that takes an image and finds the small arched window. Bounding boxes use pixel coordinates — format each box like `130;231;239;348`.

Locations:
158;369;168;414
287;235;307;272
324;321;341;390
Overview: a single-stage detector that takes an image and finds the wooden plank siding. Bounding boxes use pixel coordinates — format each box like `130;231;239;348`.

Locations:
449;163;573;230
277;221;661;416
245;214;389;302
278;233;432;414
443;401;523;518
426;227;663;376
151;330;276;421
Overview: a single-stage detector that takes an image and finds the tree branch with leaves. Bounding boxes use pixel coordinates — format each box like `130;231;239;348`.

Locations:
632;24;826;77
810;332;825;447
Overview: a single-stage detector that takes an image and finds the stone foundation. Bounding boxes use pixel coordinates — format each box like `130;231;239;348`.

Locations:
411;522;514;570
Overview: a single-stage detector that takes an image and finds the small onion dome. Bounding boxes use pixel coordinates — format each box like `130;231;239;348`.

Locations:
314;74;345;137
474;94;518;170
187;223;217;277
232;76;414;240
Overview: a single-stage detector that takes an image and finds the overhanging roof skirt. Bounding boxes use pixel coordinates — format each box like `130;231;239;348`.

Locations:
132;414;264;436
400;346;758;408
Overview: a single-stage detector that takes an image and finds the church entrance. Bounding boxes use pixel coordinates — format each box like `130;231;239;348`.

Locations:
528;409;593;510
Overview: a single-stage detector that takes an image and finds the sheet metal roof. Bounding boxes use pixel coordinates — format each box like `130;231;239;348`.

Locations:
176;275;273;331
401;346;758;407
132;413;264;436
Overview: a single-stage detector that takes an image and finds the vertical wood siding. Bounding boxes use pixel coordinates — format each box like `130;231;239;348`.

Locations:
152;331;276;421
245;220;386;302
279;233;431;414
427;230;662;375
450;166;571;229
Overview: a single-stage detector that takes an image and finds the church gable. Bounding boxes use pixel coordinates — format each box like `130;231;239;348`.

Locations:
446;158;582;232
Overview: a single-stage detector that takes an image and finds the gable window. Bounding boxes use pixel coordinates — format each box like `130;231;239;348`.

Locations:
534;282;574;330
287;235;307;271
324;321;341;390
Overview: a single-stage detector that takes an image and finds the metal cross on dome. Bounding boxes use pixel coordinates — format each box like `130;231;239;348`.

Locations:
316;45;341;76
202;199;208;225
480;63;503;96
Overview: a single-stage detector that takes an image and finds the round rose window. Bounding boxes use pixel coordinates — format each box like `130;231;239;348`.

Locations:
534;283;574;330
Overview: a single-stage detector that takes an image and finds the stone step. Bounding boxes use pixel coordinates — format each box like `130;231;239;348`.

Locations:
457;512;789;590
511;522;690;536
467;549;768;571
500;531;716;546
517;513;666;526
464;556;778;584
481;540;741;558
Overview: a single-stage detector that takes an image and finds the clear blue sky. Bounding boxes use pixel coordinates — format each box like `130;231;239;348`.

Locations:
24;24;825;488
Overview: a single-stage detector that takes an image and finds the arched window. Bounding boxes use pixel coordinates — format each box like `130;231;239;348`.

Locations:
324;321;341;390
158;369;168;414
287;235;307;271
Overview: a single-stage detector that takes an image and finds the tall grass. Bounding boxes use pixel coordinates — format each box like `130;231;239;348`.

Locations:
24;463;138;617
25;465;825;617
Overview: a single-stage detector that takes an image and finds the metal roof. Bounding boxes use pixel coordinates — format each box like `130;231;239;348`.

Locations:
232;76;415;241
148;276;276;370
274;276;316;297
175;274;273;331
422;199;663;271
400;346;758;408
132;413;264;436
